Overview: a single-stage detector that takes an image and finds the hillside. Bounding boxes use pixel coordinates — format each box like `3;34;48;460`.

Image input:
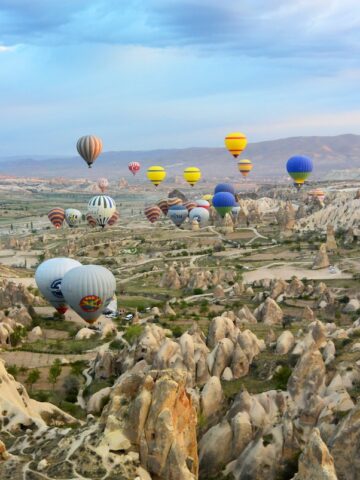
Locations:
0;134;360;180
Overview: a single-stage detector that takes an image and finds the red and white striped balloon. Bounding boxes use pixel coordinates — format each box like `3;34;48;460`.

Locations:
128;161;140;176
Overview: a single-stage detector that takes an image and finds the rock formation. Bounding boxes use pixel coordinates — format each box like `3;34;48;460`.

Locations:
312;244;330;270
326;224;338;252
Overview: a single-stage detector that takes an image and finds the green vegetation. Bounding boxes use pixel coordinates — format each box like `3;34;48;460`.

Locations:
18;336;102;354
123;325;144;344
25;369;40;392
273;365;292;390
48;359;62;390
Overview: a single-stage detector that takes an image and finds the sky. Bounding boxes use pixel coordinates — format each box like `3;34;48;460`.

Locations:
0;0;359;156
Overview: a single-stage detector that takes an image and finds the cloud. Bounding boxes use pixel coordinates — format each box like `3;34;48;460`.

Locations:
0;0;358;59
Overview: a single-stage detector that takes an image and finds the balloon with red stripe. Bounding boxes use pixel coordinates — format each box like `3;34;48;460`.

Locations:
144;205;162;224
225;132;247;158
48;208;65;229
128;161;141;176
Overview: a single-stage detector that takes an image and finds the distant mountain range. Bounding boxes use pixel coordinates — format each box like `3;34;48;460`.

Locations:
0;134;359;180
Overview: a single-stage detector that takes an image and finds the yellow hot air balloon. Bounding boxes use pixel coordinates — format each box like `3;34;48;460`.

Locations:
202;194;213;205
146;166;166;187
225;132;247;158
238;159;253;178
183;167;201;187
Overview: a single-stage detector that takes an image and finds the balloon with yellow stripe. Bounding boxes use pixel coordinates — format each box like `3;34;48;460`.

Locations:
225;132;247;158
238;159;253;178
146;165;166;187
183;166;201;187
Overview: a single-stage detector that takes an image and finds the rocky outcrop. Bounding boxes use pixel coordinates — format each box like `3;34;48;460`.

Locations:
255;297;283;325
312;244;330;270
276;331;295;354
294;428;337;480
200;376;224;418
160;264;181;289
104;369;198;480
326;224;338;252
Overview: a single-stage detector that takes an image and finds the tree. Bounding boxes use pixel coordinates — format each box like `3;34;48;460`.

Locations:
26;369;40;393
63;375;80;402
48;359;62;390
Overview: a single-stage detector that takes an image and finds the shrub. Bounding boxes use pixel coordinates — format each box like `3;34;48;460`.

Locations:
123;325;144;345
193;288;204;295
273;365;292;390
63;375;80;403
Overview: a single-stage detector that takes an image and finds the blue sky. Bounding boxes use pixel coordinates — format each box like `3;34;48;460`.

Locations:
0;0;359;155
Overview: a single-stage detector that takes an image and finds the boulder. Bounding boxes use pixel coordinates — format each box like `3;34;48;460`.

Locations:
343;298;360;313
236;305;257;325
75;327;96;340
276;331;295;354
200;376;224;418
255;297;283;325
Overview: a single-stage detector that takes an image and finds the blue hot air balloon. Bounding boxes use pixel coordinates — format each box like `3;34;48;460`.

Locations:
214;183;236;196
212;192;236;218
286;155;313;188
168;205;188;227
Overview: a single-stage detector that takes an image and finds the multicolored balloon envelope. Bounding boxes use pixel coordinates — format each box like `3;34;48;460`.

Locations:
238;159;253;178
65;208;82;227
212;191;236;218
167;197;183;208
77;135;103;168
97;177;109;193
145;205;162;223
168;205;188;227
214;183;236;196
35;258;82;314
128;161;140;176
61;265;116;324
196;199;210;210
189;207;209;227
286;155;313;187
183;167;201;187
48;208;65;229
224;132;247;158
183;201;197;212
108;210;120;226
147;165;166;187
87;195;116;228
157;199;169;216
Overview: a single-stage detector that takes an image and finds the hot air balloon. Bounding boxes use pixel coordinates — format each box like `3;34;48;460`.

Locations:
65;208;82;227
168;205;188;227
147;166;166;187
97;177;109;193
196;199;210;210
167;197;183;208
232;205;241;217
202;194;213;205
212;192;236;218
238;159;253;178
128;161;140;176
144;205;162;223
183;167;201;187
183;201;197;212
87;195;116;228
35;258;82;314
86;213;97;228
225;132;247;158
61;265;116;324
214;183;235;195
77;135;103;168
286;155;313;188
309;188;325;203
189;207;209;227
108;210;120;226
48;208;65;229
157;199;169;216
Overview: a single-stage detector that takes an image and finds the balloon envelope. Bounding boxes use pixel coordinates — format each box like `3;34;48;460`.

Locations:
183;167;201;186
224;132;247;158
128;161;140;176
167;197;183;208
168;205;188;227
35;258;82;314
144;205;162;223
97;177;109;193
65;208;82;227
183;201;197;212
61;265;116;324
212;192;236;218
196;199;210;210
157;199;169;216
214;183;235;196
77;135;103;168
189;207;210;226
87;195;116;228
146;166;166;187
286;155;313;186
238;159;253;178
48;208;65;229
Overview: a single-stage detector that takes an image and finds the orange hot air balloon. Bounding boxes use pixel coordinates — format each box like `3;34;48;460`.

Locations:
48;208;65;229
157;199;169;216
144;205;162;223
167;197;183;208
77;135;103;168
225;132;247;158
